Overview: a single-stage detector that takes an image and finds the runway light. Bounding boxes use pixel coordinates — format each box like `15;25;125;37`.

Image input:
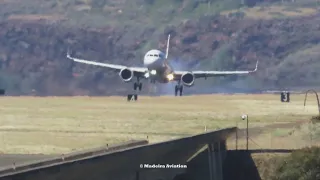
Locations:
166;74;174;81
150;70;157;75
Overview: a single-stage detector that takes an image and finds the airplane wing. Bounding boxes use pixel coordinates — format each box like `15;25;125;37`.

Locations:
173;60;258;79
67;51;148;77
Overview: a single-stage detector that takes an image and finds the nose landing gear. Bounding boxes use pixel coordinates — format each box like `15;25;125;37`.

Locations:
134;82;142;91
133;77;142;91
175;83;183;96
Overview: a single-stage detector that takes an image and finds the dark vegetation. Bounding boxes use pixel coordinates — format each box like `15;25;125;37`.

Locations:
225;148;320;180
0;0;320;95
272;146;320;180
311;115;320;123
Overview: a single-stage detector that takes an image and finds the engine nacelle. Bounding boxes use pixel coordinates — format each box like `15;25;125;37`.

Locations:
119;68;133;82
181;72;195;87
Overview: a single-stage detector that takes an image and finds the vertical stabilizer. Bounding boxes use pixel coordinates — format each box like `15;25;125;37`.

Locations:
165;34;170;59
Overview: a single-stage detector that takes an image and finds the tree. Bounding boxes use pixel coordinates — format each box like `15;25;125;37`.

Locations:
273;147;320;180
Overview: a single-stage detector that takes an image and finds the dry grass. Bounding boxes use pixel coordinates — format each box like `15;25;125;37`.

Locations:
74;5;91;12
0;0;21;3
252;153;289;179
221;5;317;19
7;14;66;22
0;94;319;154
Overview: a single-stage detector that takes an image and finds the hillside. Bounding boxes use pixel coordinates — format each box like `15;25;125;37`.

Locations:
0;0;320;95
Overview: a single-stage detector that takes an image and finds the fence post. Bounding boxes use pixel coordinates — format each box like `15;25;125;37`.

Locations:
304;89;320;115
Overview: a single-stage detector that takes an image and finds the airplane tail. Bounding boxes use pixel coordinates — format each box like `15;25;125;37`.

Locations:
165;34;170;59
67;48;71;58
252;60;259;72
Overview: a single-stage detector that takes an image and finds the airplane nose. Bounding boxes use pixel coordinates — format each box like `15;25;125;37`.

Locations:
144;58;156;65
143;59;149;66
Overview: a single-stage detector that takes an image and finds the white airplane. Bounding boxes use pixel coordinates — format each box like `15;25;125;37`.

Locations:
67;34;258;96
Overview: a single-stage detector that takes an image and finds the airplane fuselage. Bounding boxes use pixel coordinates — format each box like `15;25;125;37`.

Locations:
143;49;174;83
66;33;258;96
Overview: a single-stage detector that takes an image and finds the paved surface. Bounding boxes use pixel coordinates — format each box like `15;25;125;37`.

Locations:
0;154;58;169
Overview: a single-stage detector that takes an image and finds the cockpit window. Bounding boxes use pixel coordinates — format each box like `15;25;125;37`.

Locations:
147;53;161;57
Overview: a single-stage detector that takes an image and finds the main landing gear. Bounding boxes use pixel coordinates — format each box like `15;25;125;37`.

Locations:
175;84;183;96
133;77;142;91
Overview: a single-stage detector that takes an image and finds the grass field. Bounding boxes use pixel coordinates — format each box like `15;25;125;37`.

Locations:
221;5;318;19
0;94;319;154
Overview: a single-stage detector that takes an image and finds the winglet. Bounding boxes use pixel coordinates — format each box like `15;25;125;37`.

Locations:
165;34;170;59
252;60;259;72
66;48;72;59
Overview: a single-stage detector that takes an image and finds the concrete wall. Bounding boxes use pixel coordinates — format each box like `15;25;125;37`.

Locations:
0;140;149;180
186;141;227;180
0;128;236;180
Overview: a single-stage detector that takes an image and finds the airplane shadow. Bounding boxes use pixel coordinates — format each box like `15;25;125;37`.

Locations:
223;150;261;180
186;149;262;180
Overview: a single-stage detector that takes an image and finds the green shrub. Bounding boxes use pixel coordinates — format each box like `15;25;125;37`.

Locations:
311;115;320;124
273;146;320;180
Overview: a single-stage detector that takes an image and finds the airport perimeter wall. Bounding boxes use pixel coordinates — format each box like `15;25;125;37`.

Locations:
0;128;236;180
186;149;294;180
0;140;149;180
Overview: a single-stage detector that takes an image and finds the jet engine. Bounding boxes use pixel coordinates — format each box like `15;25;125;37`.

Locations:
119;68;133;82
181;72;195;87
